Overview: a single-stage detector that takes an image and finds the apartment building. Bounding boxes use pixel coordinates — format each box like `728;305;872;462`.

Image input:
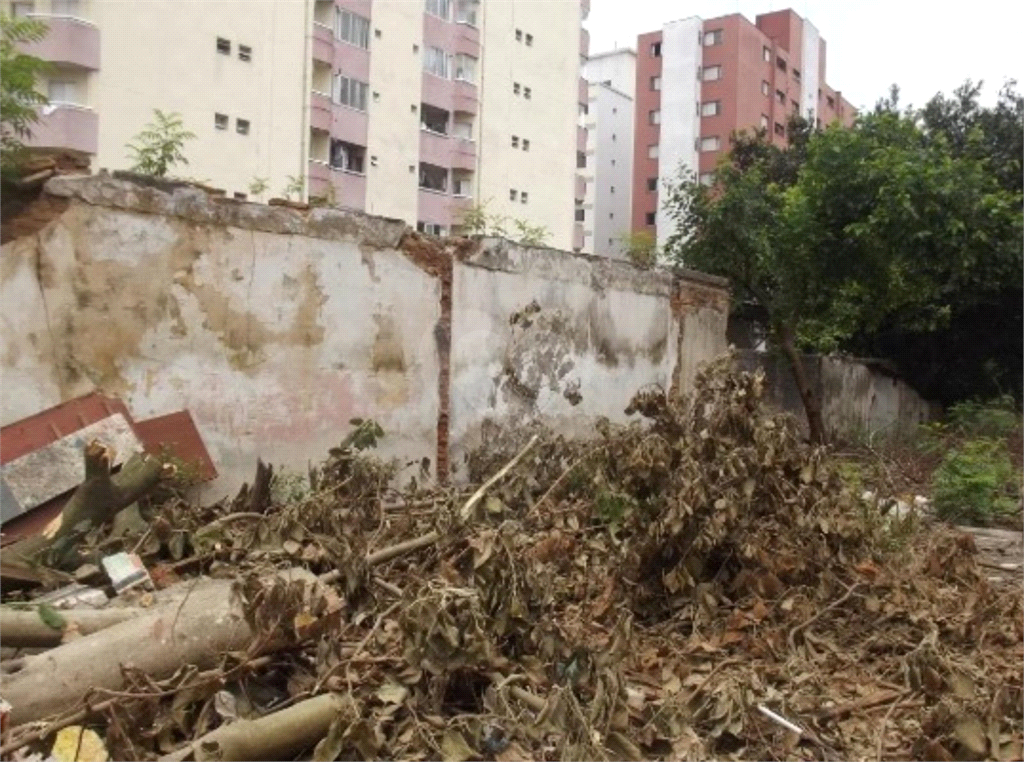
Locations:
580;49;636;258
631;8;855;248
9;0;586;250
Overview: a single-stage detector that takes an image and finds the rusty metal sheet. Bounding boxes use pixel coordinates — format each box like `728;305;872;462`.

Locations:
134;410;217;481
0;414;143;518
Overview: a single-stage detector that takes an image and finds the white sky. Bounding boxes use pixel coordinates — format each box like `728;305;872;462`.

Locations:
585;0;1024;110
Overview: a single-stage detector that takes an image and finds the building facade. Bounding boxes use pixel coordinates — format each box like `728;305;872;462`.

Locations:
580;49;636;258
631;8;856;248
9;0;586;250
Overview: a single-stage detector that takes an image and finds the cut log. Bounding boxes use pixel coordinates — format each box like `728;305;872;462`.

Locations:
1;568;317;726
159;692;345;761
0;606;143;649
4;441;170;570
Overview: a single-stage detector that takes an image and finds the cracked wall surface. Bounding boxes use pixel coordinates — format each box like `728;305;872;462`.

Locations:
1;175;729;493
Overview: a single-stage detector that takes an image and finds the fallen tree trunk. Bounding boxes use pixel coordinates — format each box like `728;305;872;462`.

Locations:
1;568;317;726
4;441;171;570
159;692;345;762
0;606;144;649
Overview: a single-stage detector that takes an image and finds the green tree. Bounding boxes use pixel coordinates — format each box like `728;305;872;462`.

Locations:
663;95;1022;443
0;14;49;176
618;230;657;267
126;109;196;177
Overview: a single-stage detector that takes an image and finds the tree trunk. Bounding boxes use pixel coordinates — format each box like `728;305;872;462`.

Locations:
159;693;345;762
0;606;143;649
4;441;170;570
1;568;318;726
778;325;827;445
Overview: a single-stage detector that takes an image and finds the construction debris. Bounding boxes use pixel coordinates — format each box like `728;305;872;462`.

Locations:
1;353;1020;761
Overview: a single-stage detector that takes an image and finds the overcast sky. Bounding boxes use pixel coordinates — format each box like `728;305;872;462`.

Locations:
586;0;1023;111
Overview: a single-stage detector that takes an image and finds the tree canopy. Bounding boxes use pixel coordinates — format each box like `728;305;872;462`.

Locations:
0;14;49;177
663;81;1023;441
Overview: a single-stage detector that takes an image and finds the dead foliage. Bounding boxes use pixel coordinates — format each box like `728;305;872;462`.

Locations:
2;352;1021;762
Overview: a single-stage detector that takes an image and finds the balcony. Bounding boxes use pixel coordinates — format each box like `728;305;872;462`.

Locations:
21;15;99;70
452;20;480;56
310;91;332;132
573;223;585;251
337;0;372;18
419;128;453;168
580;27;589;58
334;36;370;81
308;160;367;211
26;104;98;154
576;126;587;151
418;187;454;226
312;23;333;64
581;0;590;20
452;80;478;114
331;103;369;146
578;77;588;106
452;138;476;171
575;175;586;198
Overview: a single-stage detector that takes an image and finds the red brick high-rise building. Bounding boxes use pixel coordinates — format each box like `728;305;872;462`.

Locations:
631;9;855;247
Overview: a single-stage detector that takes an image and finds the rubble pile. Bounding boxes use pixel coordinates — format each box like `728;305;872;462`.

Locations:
1;354;1021;761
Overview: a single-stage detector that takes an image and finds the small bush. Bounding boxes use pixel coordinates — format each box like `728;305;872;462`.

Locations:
931;437;1019;524
947;395;1020;439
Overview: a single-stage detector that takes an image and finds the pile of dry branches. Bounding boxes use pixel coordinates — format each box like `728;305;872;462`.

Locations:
1;353;1020;761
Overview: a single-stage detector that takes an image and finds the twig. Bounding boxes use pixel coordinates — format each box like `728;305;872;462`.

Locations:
682;658;741;704
509;685;547;712
365;531;440;567
788;582;861;651
757;704;804;735
531;443;606;514
169;574;202;639
875;697;900;761
460;435;541;520
373;576;404;597
817;689;907;720
312;601;401;694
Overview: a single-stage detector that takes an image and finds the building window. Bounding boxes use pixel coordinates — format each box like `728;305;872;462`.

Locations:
575;208;585;222
703;29;723;46
419;162;448;192
425;0;450;20
777;89;786;104
455;0;478;25
214;113;228;130
650;41;661;57
699;172;714;186
334;74;369;110
762;45;771;61
10;1;33;17
453;173;473;196
774;121;785;136
827;95;835;108
577;150;586;168
238;44;252;61
216;37;230;55
46;80;78;104
610;186;615;194
420;103;449;133
760;114;769;129
521;191;528;203
647;144;658;159
761;80;770;96
417;222;446;236
647;177;657;191
515;28;523;41
650;75;661;91
522;139;530;151
609;212;614;219
236;118;250;135
645;212;656;225
335;8;370;48
612;133;617;141
513;82;521;95
776;56;787;72
511;135;519;148
701;100;721;117
423;46;450;78
793;68;801;80
454;53;477;83
700;135;720;152
579;103;588;116
523;86;532;99
611;159;616;166
509;189;518;201
525;33;533;46
331;139;366;173
649;109;660;125
702;65;721;81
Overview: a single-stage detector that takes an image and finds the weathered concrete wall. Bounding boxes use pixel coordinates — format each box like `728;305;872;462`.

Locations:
737;350;936;440
1;175;729;494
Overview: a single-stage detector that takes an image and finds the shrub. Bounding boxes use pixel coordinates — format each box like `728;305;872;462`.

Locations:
931;437;1019;524
947;395;1020;439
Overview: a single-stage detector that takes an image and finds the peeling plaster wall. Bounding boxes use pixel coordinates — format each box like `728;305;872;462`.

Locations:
449;238;728;469
1;175;730;494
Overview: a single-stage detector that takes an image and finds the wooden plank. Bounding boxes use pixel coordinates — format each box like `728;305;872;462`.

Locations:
0;414;142;518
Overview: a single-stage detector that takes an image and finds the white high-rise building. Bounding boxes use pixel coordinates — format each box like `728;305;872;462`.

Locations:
11;0;589;250
581;49;636;258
